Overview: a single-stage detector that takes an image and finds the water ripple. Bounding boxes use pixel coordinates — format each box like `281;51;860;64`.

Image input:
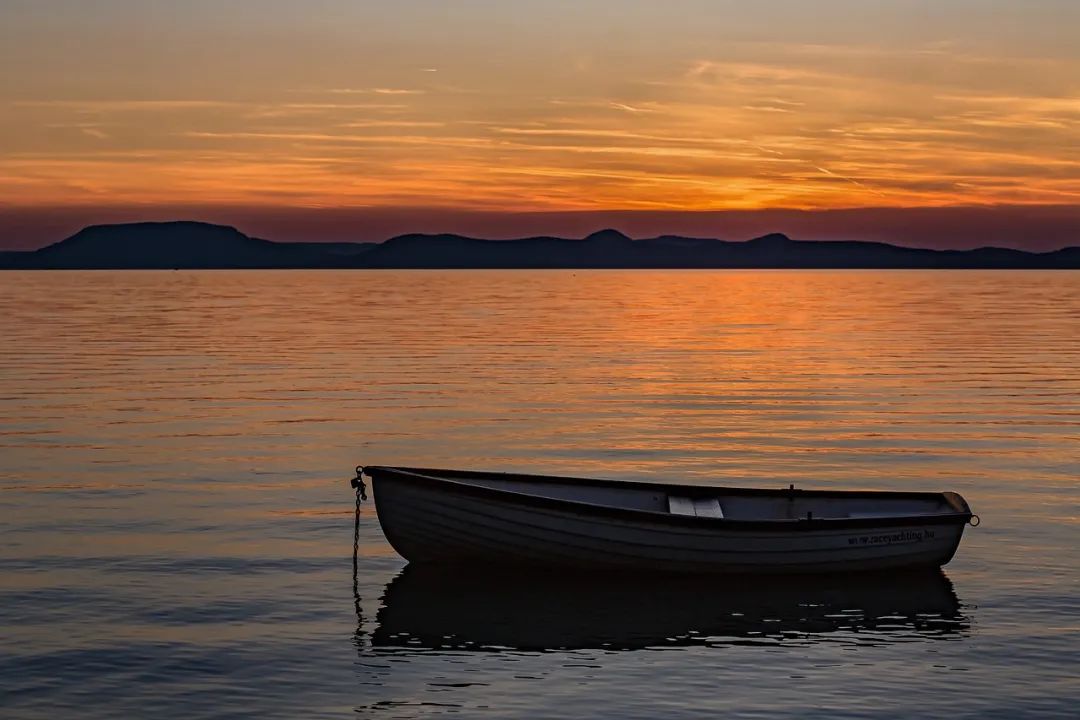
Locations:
1;270;1077;719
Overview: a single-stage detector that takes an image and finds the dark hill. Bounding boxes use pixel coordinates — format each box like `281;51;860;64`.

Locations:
2;221;376;269
363;230;1079;269
0;221;1076;269
362;229;639;268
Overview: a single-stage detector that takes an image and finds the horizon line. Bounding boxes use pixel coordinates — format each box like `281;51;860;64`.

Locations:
1;203;1078;253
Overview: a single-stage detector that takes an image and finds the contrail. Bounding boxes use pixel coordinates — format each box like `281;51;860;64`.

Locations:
752;144;886;198
813;165;887;197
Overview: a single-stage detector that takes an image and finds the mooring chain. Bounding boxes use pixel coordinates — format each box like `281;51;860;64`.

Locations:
350;466;367;639
351;466;367;582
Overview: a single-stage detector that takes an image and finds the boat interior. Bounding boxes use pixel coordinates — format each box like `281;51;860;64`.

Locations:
420;470;960;521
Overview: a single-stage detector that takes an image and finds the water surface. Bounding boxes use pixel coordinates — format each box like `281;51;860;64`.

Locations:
1;270;1077;718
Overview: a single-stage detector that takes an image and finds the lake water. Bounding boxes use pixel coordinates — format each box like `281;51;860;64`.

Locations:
1;270;1077;718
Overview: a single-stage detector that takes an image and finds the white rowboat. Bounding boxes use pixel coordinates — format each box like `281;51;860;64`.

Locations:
354;466;976;574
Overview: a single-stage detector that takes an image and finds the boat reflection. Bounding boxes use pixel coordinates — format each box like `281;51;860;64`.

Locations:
370;566;970;652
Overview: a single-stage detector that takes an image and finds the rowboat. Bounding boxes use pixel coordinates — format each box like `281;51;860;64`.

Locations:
370;566;967;650
353;465;977;574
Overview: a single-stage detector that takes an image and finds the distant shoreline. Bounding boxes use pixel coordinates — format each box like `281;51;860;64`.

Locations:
2;220;1077;270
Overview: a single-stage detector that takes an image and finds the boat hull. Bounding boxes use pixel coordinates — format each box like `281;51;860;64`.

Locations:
370;470;968;574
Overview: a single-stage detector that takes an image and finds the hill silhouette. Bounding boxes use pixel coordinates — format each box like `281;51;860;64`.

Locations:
1;221;1077;269
0;221;375;269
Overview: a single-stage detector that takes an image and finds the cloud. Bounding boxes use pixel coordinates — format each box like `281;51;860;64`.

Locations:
3;36;1076;215
11;99;237;111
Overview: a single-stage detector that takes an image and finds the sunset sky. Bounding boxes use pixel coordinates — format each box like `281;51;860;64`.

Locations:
1;0;1078;249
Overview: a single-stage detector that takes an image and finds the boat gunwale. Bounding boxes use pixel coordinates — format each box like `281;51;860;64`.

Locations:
365;466;972;532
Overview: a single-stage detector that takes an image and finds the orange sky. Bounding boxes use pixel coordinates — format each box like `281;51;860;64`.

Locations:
1;1;1078;248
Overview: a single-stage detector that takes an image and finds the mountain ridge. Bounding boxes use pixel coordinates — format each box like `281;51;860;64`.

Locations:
1;220;1076;269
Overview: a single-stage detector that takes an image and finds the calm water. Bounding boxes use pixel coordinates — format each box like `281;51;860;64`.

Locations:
1;270;1078;719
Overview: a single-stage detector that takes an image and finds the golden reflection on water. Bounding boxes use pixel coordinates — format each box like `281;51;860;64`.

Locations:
2;270;1078;505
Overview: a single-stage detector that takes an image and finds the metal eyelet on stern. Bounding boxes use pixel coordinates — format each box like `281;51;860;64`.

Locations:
968;514;981;527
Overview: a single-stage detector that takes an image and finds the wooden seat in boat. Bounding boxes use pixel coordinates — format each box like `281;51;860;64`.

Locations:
668;496;724;518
